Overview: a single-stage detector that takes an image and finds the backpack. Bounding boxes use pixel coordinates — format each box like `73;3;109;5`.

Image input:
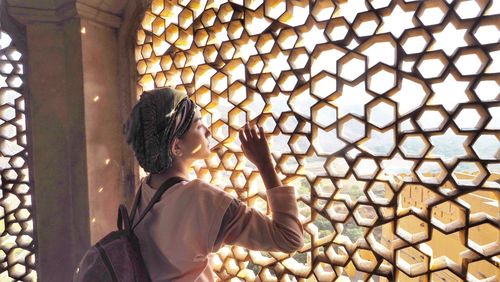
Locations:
73;176;187;282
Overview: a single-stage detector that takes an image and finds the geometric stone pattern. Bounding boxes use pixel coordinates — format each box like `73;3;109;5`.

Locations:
0;29;37;280
136;0;499;281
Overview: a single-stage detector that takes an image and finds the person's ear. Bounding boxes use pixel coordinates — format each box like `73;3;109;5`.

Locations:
171;137;183;157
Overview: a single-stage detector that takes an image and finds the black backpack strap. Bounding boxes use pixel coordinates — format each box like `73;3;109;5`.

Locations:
117;177;147;231
131;176;187;230
128;177;146;227
117;205;131;231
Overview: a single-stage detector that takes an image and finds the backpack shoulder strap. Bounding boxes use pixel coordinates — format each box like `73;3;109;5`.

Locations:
130;176;187;230
117;177;148;231
128;177;147;227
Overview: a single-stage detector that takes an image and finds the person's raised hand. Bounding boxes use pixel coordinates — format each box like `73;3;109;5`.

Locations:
238;122;272;169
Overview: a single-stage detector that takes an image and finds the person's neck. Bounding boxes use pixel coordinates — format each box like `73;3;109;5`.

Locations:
148;160;191;189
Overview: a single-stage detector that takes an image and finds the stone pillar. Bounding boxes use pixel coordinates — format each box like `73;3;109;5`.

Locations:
78;3;124;245
5;0;147;279
7;2;91;280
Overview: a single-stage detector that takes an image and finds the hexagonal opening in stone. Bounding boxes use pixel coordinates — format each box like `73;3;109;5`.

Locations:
164;24;179;44
473;17;500;45
151;16;166;36
228;107;247;129
471;134;499;160
325;17;350;41
367;99;396;128
353;11;380;37
257;113;276;133
474;77;500;102
257;73;276;93
396;214;428;244
353;204;378;227
325;244;349;266
338;116;366;143
217;3;234;23
453;106;487;131
416;160;447;185
311;72;337;99
289;134;310;155
399;134;430;158
352;248;378;273
396;246;429;276
194;29;209;47
278;155;300;174
279;113;298;133
220;41;236;61
367;64;397;95
367;181;394;206
311;0;336;22
454;48;489;76
313;261;336;281
247;55;264;74
203;45;218;63
326;157;349;178
264;0;286;19
467;223;499;256
431;200;466;233
416;51;448;79
401;28;432;54
288;47;309;69
454;0;488;19
201;9;217;27
9;263;27;279
338;52;366;82
228;82;246;105
0;105;16;121
0;123;16;139
277;28;298;50
353;158;379;180
211;72;228;94
417;0;449;26
211;119;229;142
416;108;448;131
256;33;275;54
313;177;335;198
278;71;298;92
312;102;337;129
467;259;499;281
452;161;487;186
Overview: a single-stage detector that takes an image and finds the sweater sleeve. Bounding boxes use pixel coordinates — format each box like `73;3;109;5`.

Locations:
212;185;304;253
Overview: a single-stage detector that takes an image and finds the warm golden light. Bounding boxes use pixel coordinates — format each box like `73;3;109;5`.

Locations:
134;0;500;280
191;144;202;154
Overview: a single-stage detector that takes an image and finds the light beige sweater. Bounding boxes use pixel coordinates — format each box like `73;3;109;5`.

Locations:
132;178;304;281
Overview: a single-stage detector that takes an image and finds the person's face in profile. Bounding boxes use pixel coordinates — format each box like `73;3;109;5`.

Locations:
174;109;211;161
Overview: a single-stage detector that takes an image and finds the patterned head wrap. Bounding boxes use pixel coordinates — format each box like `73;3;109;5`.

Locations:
125;88;196;173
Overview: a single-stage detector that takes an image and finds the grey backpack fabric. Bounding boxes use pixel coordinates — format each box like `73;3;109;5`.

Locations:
73;177;186;282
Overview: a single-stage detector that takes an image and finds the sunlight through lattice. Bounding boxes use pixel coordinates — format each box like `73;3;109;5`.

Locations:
136;0;499;280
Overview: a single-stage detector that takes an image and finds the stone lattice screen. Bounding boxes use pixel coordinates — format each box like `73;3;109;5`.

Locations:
135;0;499;281
0;29;36;279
